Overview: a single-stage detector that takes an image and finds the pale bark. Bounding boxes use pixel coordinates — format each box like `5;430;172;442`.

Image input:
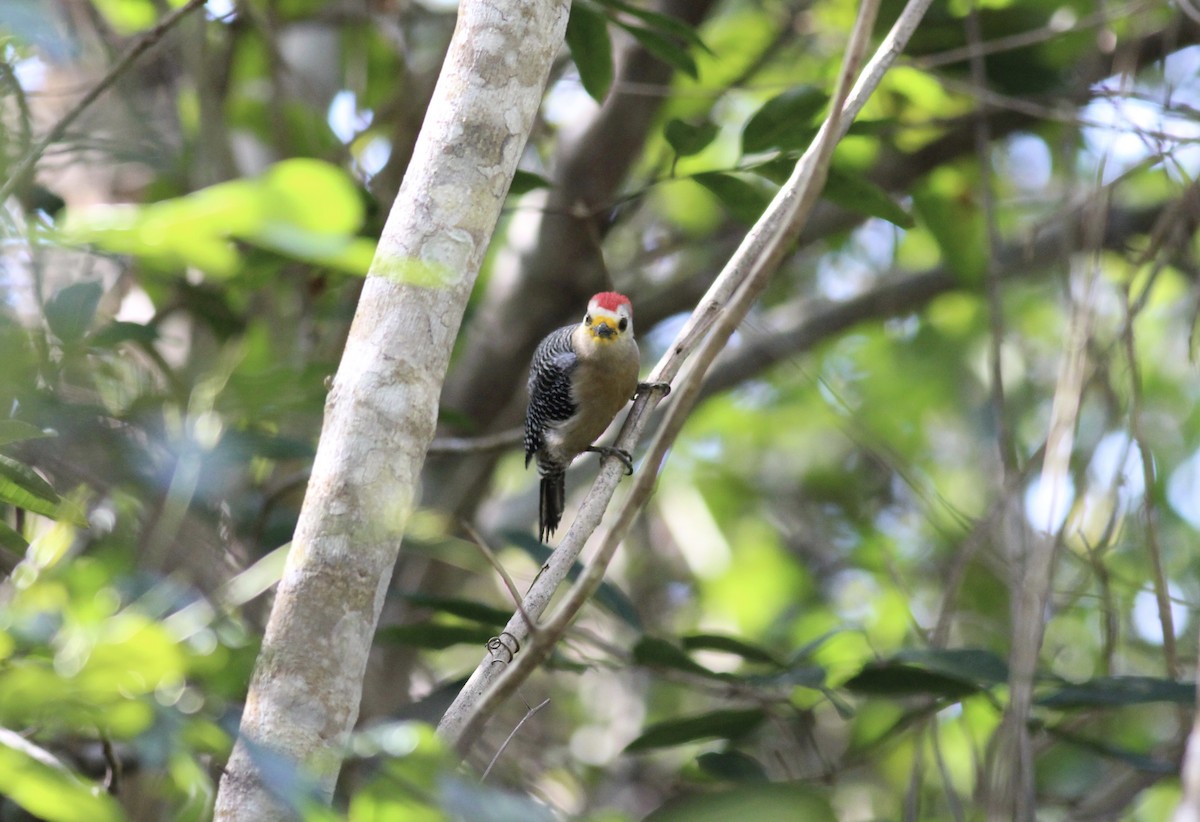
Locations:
424;0;717;521
984;201;1104;820
212;0;569;818
358;0;717;725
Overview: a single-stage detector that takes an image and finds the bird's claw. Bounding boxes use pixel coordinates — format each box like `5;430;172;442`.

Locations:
588;445;634;475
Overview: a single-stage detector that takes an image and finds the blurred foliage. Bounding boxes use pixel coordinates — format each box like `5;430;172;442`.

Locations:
62;159;376;277
0;0;1198;819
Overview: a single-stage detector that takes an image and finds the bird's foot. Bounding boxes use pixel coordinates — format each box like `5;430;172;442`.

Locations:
587;444;634;475
637;380;671;398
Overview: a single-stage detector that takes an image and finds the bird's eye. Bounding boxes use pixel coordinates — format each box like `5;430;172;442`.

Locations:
585;314;593;325
618;317;628;332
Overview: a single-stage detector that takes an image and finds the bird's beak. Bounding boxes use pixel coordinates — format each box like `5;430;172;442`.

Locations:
591;321;616;340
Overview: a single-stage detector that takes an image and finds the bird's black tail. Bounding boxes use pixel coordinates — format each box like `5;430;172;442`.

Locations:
539;471;566;542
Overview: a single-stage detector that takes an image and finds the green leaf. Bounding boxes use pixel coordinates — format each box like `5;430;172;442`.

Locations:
843;648;1008;699
894;648;1010;686
740;664;825;689
566;2;613;103
375;622;496;651
599;0;710;52
0;454;61;518
1049;727;1177;774
664;119;720;158
440;775;557;822
88;321;159;349
741;86;828;154
913;183;987;284
615;21;697;79
633;636;717;677
694;172;773;223
695;750;769;783
401;594;511;628
509;170;553;196
502;530;642;629
625;708;766;752
238;738;325;818
90;0;156;34
0;733;124;822
0;520;28;554
62;159;369;276
0;420;52;449
1036;676;1195;709
645;783;833;822
746;156;803;186
682;633;782;666
348;727;451;819
261;158;364;236
44;281;104;344
822;166;914;229
820;687;856;719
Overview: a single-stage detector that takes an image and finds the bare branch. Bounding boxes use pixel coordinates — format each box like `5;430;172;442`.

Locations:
436;0;938;757
986;196;1106;819
460;521;537;635
427;428;523;455
700;201;1162;399
481;698;550;782
0;0;209;205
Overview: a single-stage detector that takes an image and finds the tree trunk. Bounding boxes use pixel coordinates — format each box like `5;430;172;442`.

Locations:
212;0;570;818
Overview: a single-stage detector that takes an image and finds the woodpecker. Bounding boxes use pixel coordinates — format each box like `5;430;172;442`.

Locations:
525;292;645;542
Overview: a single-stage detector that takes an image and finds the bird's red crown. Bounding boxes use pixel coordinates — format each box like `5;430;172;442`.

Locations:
591;291;632;313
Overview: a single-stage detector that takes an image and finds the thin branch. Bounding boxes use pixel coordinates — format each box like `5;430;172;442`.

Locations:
436;0;936;756
460;521;537;635
0;727;84;780
1121;288;1177;679
930;719;966;822
913;0;1156;69
966;1;1018;477
699;201;1163;399
101;732;122;795
0;0;209;205
480;698;550;782
427;428;524;455
986;200;1106;820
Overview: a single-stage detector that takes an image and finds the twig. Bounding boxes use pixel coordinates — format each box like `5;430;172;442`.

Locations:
427;428;524;455
436;0;936;756
0;0;209;205
930;720;966;822
1121;288;1177;678
987;202;1105;820
0;726;85;782
101;732;122;795
480;698;550;782
699;201;1164;399
904;722;927;821
460;521;537;635
913;0;1154;69
966;2;1017;477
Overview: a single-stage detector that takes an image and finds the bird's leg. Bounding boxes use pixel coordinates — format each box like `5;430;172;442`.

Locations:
586;444;634;475
636;380;671;399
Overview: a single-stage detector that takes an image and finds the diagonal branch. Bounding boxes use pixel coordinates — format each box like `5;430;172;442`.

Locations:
436;0;938;756
699;201;1163;398
0;0;209;206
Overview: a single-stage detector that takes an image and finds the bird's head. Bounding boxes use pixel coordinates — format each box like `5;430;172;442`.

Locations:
582;292;633;343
